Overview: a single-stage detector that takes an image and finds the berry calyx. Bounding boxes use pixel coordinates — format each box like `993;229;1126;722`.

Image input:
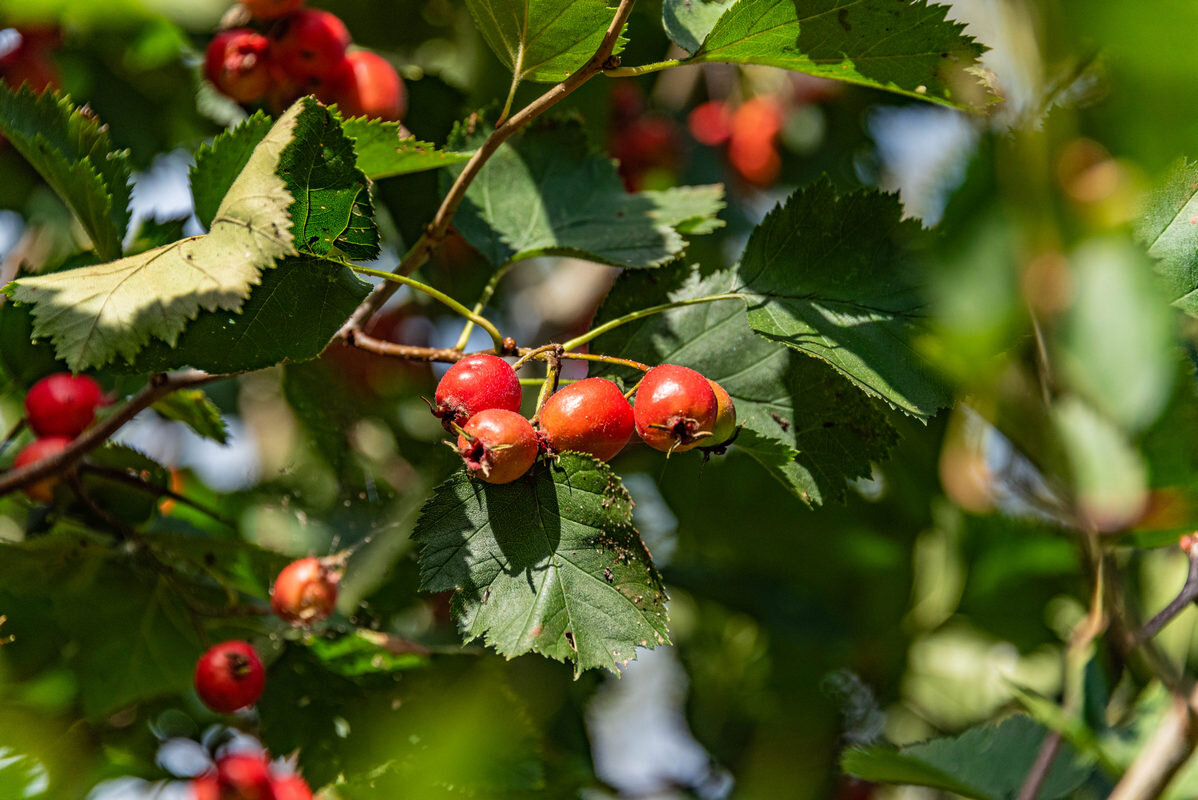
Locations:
632;365;718;454
215;753;273;800
538;378;634;462
432;354;522;430
269;9;351;86
271;557;340;625
271;774;315;800
13;436;72;503
330;50;406;121
706;380;737;446
241;0;305;20
456;409;538;484
204;29;272;104
25;372;104;437
194;640;265;713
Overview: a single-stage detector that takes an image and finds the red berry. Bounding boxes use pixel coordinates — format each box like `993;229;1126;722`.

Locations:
25;373;103;437
12;436;72;503
194;641;265;713
688;100;732;146
456;409;538;484
204;29;272;104
269;9;351;86
433;354;522;430
538;378;634;462
728;98;783;186
241;0;304;20
707;380;737;446
271;774;315;800
216;753;273;800
190;773;220;800
330;50;406;121
271;557;339;625
632;365;718;453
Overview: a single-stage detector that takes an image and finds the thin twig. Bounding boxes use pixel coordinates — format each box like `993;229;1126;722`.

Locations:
78;464;236;529
1017;731;1062;800
1135;546;1198;644
345;331;470;363
336;0;639;338
1108;683;1198;800
0;370;222;498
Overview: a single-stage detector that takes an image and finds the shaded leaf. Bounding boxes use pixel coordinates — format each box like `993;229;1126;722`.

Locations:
663;0;734;53
1137;157;1198;316
190;111;272;230
152;389;229;444
306;630;428;677
340;116;473;180
413;454;669;675
736;180;949;420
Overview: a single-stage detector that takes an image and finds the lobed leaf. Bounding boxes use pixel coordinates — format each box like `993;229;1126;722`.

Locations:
152;389;229;444
340;116;474;180
662;0;735;54
1136;157;1198;316
413;453;669;675
190;111;272;231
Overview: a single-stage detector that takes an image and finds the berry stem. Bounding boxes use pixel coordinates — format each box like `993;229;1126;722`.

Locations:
454;264;513;351
532;349;563;421
348;265;505;352
560;352;650;371
561;293;744;352
603;58;686;78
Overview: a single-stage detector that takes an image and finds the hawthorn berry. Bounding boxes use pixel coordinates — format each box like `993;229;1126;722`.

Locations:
241;0;305;20
688;100;733;146
204;29;272;104
25;372;103;437
215;752;273;800
271;774;315;800
13;436;71;503
190;773;220;800
706;380;737;446
432;354;522;430
728;98;783;186
330;50;406;121
271;557;339;625
457;409;538;484
633;365;718;453
269;9;351;86
538;378;634;462
194;640;265;713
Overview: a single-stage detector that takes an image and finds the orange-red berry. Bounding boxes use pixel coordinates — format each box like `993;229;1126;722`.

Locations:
13;436;72;503
457;409;538;484
271;557;339;625
633;365;717;453
538;378;634;462
194;641;265;713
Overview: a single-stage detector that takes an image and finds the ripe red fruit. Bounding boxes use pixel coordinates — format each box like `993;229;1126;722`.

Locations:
13;436;71;503
269;9;351;86
706;380;737;446
688;100;733;146
190;773;220;800
25;372;104;437
538;378;634;462
271;774;315;800
215;753;273;800
271;557;339;625
194;641;265;713
456;409;538;484
330;50;406;121
241;0;304;20
728;98;784;186
633;365;718;453
204;29;272;104
432;354;522;430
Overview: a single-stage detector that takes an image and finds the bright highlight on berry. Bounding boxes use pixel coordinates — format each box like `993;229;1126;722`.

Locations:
271;557;340;625
632;365;718;454
538;378;634;462
433;354;522;430
194;640;265;713
25;372;104;437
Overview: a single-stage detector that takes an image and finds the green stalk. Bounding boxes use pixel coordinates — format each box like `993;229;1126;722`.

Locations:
561;293;743;352
453;264;513;351
604;59;687;78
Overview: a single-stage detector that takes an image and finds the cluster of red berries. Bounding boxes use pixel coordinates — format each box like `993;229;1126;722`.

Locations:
192;750;313;800
689;98;785;186
205;0;405;120
431;355;737;485
0;26;59;94
10;373;106;502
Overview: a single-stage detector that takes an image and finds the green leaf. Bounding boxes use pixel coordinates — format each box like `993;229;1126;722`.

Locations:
843;715;1091;800
118;257;370;374
413;453;669;675
592;267;897;504
190;111;273;230
663;0;735;54
340;116;474;180
80;443;171;525
0;301;64;385
8;102;304;371
447;119;724;269
1137;157;1198;316
0;84;131;260
687;0;988;108
466;0;623;94
306;630;428;677
151;390;229;444
736;180;950;420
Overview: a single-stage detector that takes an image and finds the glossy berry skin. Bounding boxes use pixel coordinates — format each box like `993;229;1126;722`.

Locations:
25;373;103;437
13;436;71;503
241;0;304;20
331;50;406;121
215;753;273;800
269;9;351;86
456;409;538;484
707;380;737;446
271;774;315;800
194;641;265;713
271;557;339;625
433;354;522;430
538;378;634;462
633;365;718;453
204;29;272;104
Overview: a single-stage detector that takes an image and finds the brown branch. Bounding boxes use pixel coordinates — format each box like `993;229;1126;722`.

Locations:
78;464;235;529
345;331;470;363
1135;546;1198;644
1016;731;1063;800
0;370;223;498
336;0;639;338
